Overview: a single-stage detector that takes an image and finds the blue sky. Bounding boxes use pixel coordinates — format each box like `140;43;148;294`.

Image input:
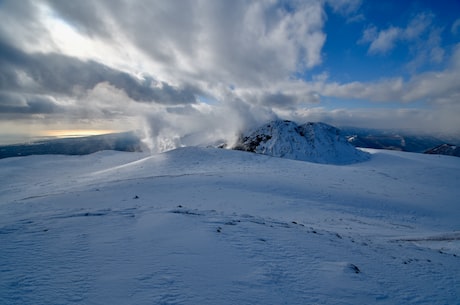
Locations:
0;0;459;146
322;1;460;82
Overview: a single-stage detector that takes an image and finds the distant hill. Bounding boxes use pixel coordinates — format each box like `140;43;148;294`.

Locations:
424;144;460;157
0;132;144;159
340;127;454;153
233;120;369;164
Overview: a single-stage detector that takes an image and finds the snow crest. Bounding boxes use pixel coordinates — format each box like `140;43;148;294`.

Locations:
234;120;370;164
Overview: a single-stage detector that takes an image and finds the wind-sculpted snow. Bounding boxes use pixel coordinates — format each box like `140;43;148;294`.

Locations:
0;147;459;304
234;120;370;164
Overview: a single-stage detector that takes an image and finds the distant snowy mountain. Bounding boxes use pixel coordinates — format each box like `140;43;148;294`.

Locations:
234;120;369;164
341;127;451;153
425;144;460;157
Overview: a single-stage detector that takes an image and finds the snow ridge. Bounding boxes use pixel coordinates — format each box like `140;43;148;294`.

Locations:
234;120;370;164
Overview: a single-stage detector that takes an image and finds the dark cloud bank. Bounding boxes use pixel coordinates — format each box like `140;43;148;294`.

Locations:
0;40;197;115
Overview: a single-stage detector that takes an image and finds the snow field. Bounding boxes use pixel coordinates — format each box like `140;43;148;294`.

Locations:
1;147;459;304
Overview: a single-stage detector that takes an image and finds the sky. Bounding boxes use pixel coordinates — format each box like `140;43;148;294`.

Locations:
1;0;460;149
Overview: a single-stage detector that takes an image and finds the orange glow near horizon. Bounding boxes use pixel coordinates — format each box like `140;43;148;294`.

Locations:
42;129;120;138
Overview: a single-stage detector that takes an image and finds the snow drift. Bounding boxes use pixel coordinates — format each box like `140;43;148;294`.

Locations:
234;120;369;164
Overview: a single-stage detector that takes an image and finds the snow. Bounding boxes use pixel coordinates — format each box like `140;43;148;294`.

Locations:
1;147;459;304
235;120;370;164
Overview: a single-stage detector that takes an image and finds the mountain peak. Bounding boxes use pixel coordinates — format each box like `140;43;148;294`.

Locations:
234;120;369;164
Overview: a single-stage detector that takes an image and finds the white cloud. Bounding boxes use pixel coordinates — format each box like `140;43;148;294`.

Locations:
451;18;460;35
317;44;460;106
368;27;401;54
403;13;432;40
283;106;458;135
0;1;54;53
360;13;435;56
326;0;362;16
34;0;327;90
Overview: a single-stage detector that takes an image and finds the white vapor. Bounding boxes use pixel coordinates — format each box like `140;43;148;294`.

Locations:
139;99;277;153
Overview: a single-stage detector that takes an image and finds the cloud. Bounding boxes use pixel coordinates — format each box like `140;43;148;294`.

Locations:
319;44;460;106
359;13;446;74
0;92;61;118
0;39;198;107
44;0;111;38
0;1;53;53
284;106;458;135
360;13;435;55
0;0;334;148
366;26;401;55
31;0;328;89
452;18;460;35
141;99;277;152
399;44;460;105
322;77;404;102
325;0;363;22
403;13;433;39
0;1;328;115
0;0;459;148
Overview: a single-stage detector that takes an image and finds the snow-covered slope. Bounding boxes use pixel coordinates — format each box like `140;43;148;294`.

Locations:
234;120;369;164
1;148;459;304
